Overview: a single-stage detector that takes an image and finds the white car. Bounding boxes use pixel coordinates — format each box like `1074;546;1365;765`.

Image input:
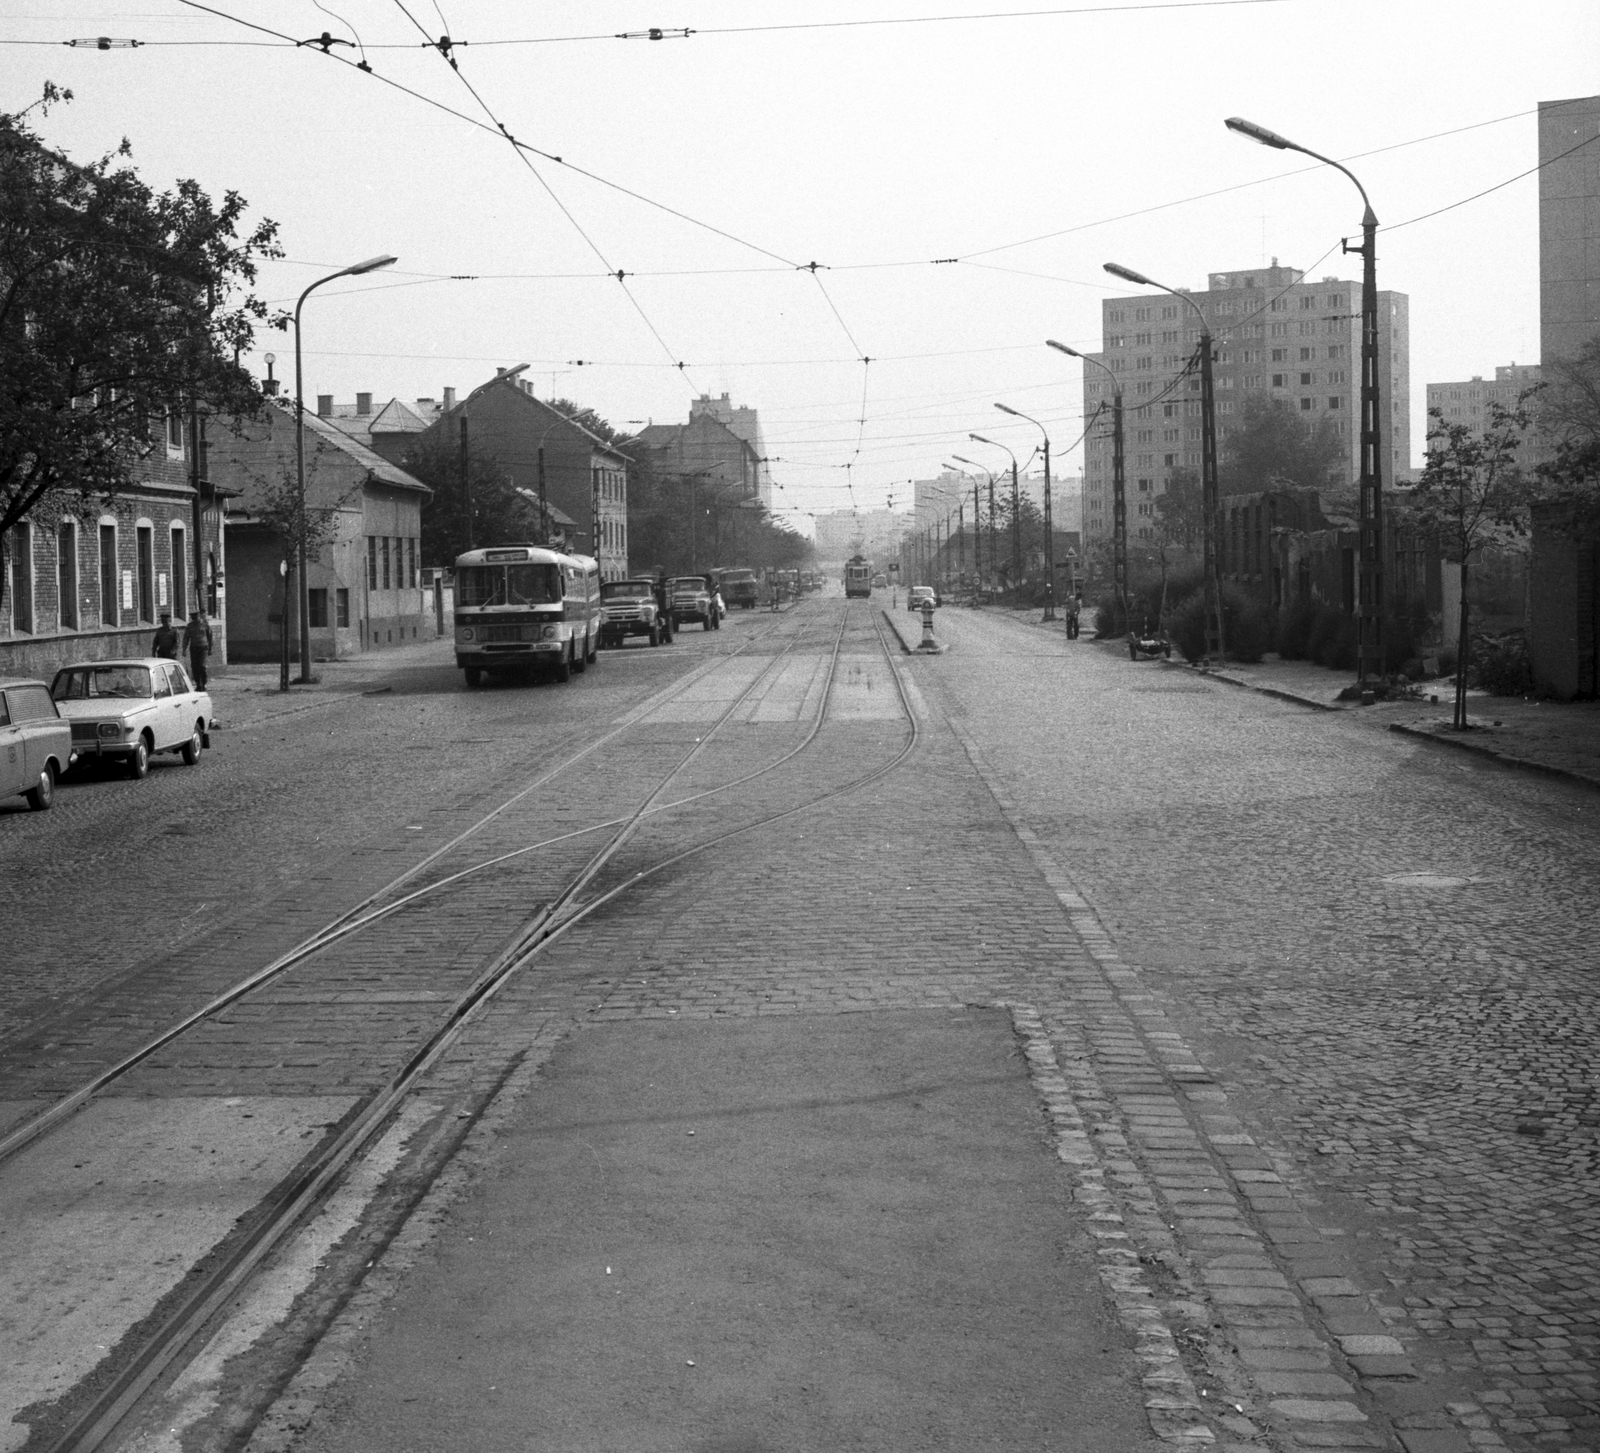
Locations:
51;658;215;779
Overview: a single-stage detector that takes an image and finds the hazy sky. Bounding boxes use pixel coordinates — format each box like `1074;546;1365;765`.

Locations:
5;1;1596;534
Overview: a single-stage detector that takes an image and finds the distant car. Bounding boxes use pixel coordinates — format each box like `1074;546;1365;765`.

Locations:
872;573;888;589
907;586;939;611
49;658;214;779
0;677;74;810
669;575;720;631
599;579;670;648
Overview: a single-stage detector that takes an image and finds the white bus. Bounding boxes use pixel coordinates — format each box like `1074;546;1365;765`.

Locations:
452;546;600;688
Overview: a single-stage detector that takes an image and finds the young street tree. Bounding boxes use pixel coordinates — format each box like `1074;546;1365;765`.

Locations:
1411;395;1535;729
0;91;280;556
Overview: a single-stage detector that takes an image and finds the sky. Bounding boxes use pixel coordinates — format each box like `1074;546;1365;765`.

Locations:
5;0;1597;537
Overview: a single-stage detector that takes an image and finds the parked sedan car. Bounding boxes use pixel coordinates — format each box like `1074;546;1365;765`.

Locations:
50;659;214;779
669;575;720;631
907;585;939;611
0;678;74;810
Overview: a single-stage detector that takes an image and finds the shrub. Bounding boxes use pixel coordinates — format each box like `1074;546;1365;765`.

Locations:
1274;596;1319;660
1471;631;1532;696
1166;583;1271;663
1308;606;1356;670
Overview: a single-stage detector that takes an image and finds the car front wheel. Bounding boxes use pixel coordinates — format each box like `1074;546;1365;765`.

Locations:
25;765;54;811
181;722;203;765
128;737;150;779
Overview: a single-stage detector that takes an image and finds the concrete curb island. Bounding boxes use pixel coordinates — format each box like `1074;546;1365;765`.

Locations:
880;608;944;654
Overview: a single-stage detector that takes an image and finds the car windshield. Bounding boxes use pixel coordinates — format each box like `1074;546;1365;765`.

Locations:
723;570;755;583
458;563;561;607
670;579;705;592
52;665;153;701
602;582;653;600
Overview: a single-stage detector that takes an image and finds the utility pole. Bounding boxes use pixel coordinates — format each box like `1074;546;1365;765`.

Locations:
536;446;549;547
1048;342;1127;633
460;416;474;551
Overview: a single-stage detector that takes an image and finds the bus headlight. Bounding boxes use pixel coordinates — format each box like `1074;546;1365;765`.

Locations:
542;623;560;640
457;627;474;643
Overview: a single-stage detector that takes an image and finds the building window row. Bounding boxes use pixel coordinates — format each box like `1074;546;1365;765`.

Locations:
366;535;419;592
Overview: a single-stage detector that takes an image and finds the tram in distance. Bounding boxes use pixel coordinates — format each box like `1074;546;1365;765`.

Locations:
452;545;600;688
844;556;873;598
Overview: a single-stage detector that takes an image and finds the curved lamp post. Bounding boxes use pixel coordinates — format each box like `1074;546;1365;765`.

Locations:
969;433;1022;596
996;402;1055;619
952;453;997;597
1227;116;1382;685
1048;339;1127;634
1103;261;1224;661
944;460;980;596
294;254;397;683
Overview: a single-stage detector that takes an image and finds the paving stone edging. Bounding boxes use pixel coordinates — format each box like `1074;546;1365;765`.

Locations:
944;713;1497;1453
1384;721;1600;792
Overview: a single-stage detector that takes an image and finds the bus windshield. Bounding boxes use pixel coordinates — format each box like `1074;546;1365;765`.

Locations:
458;563;561;607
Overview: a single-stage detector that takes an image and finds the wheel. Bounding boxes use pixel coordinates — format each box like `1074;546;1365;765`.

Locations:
24;764;54;811
553;643;572;682
464;667;482;688
181;722;202;765
128;737;150;779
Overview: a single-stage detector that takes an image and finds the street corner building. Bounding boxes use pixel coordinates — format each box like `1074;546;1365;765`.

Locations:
206;403;433;663
0;409;226;679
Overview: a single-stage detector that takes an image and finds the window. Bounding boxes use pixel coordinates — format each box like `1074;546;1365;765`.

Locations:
170;525;186;620
1271;323;1288;338
1218;402;1234;414
99;523;118;626
1163;453;1176;467
1328;397;1343;410
1134;306;1151;322
1138;502;1153;516
136;524;154;623
1213;301;1234;315
382;537;392;590
1328;345;1345;359
11;520;34;633
1300;295;1316;310
1161;305;1177;320
336;587;350;627
407;537;417;589
367;536;378;589
1161;330;1179;344
1300;398;1314;411
1298;321;1315;336
1269;299;1287;313
1163;429;1179;443
1325;294;1343;310
165;408;185;455
1272;373;1286;388
1299;347;1314;361
1325;319;1343;334
1300;372;1314;385
1107;308;1125;324
1134;331;1151;345
1136;356;1152;370
58;521;78;630
1107;334;1125;347
1163;404;1176;418
1138;478;1153;492
1245;375;1263;389
1329;369;1346;384
1134;381;1152;396
1136;428;1154;443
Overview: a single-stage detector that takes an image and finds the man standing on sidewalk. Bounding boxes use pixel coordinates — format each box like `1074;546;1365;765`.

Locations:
152;612;179;660
183;609;213;688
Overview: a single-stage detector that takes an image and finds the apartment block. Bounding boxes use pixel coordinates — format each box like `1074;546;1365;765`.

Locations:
1424;363;1543;467
1539;94;1600;367
1080;260;1409;550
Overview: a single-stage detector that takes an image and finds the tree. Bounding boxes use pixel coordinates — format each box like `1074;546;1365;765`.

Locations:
403;431;527;566
0;91;280;557
1222;395;1345;499
1411;396;1534;728
1146;465;1205;628
1538;333;1600;446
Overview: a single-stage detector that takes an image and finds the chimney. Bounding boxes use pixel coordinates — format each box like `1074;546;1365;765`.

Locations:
443;387;456;410
356;392;372;415
317;394;333;417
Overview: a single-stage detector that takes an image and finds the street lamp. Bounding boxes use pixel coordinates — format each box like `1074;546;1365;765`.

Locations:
969;434;1022;596
1103;261;1224;661
944;460;980;597
1227;116;1383;685
294;253;397;684
1048;339;1127;634
996;403;1056;620
953;453;997;598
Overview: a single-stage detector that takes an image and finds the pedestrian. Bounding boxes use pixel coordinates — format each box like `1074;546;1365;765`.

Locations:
1066;592;1081;641
152;611;179;659
183;609;213;688
652;568;674;643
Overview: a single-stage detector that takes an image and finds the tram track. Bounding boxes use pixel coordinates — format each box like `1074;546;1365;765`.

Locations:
15;600;919;1453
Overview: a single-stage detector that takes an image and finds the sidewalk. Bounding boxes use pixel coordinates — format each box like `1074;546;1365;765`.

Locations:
1190;655;1600;790
208;635;456;729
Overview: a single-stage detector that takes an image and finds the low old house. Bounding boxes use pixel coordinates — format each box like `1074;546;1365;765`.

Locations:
412;371;630;579
207;403;431;663
1;410;227;678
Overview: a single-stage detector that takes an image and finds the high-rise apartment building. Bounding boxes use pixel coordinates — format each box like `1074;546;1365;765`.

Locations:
1539;95;1600;367
1425;363;1543;466
1080;261;1409;550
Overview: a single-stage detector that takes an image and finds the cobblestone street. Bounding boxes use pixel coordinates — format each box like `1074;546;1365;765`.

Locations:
3;595;1597;1453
